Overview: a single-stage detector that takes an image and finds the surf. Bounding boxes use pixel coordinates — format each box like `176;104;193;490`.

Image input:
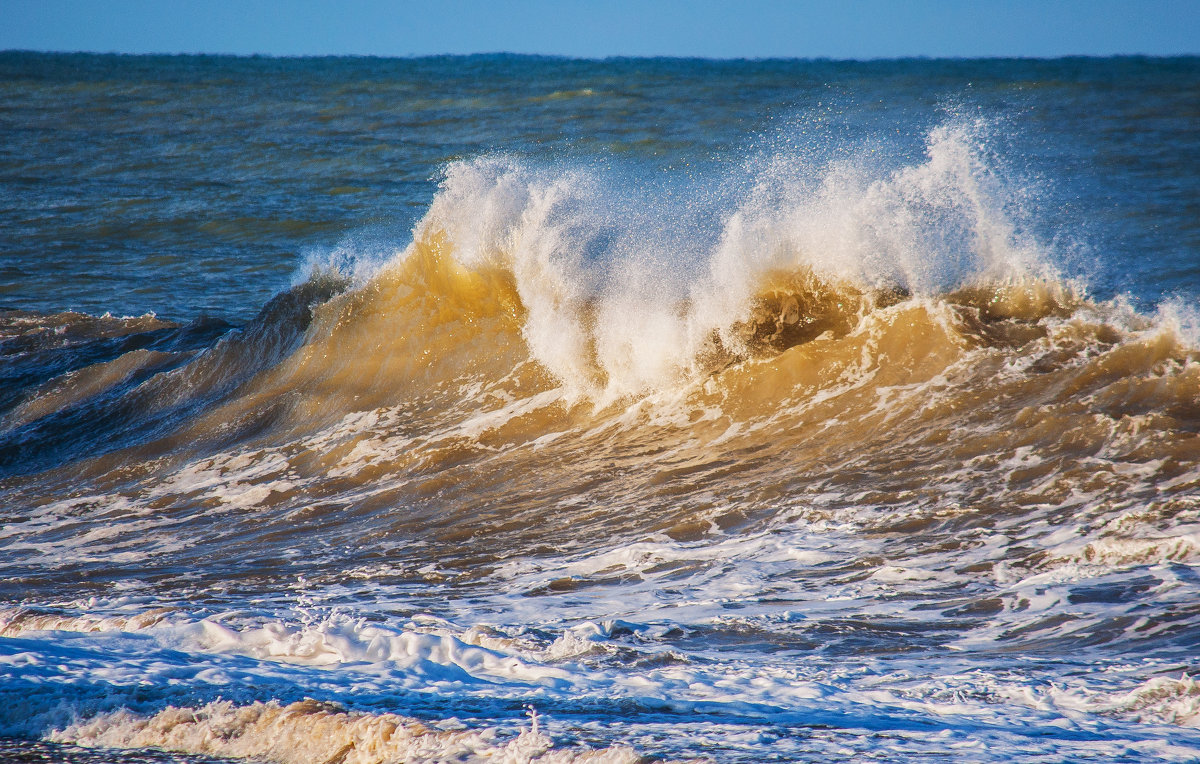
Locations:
3;106;1200;764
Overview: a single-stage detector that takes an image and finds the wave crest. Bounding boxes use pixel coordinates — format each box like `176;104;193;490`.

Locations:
51;700;638;764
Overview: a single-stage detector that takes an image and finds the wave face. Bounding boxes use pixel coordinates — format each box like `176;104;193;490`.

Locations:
2;53;1200;763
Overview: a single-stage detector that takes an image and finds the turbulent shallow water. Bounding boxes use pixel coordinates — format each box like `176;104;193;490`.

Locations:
1;52;1199;762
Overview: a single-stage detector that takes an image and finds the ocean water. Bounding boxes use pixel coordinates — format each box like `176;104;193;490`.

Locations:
1;51;1199;762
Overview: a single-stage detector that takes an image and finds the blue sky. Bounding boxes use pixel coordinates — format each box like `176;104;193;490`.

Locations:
2;0;1198;59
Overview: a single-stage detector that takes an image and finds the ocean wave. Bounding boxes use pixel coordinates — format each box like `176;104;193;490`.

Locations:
51;700;638;764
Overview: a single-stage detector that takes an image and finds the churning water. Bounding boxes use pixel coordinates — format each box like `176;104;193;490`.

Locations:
1;53;1199;762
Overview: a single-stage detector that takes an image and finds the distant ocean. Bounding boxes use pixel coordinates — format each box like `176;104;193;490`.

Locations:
1;52;1199;762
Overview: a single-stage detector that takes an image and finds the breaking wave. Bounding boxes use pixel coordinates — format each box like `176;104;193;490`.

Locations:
4;116;1200;763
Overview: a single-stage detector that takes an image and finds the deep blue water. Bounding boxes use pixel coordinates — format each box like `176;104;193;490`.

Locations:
2;53;1197;322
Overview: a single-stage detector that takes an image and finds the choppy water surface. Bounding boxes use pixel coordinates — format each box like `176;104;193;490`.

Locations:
1;52;1199;762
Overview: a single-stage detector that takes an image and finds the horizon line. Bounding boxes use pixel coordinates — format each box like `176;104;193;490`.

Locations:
4;49;1199;64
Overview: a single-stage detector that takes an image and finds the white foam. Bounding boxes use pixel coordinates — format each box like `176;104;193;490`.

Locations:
174;618;572;688
6;595;1200;761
